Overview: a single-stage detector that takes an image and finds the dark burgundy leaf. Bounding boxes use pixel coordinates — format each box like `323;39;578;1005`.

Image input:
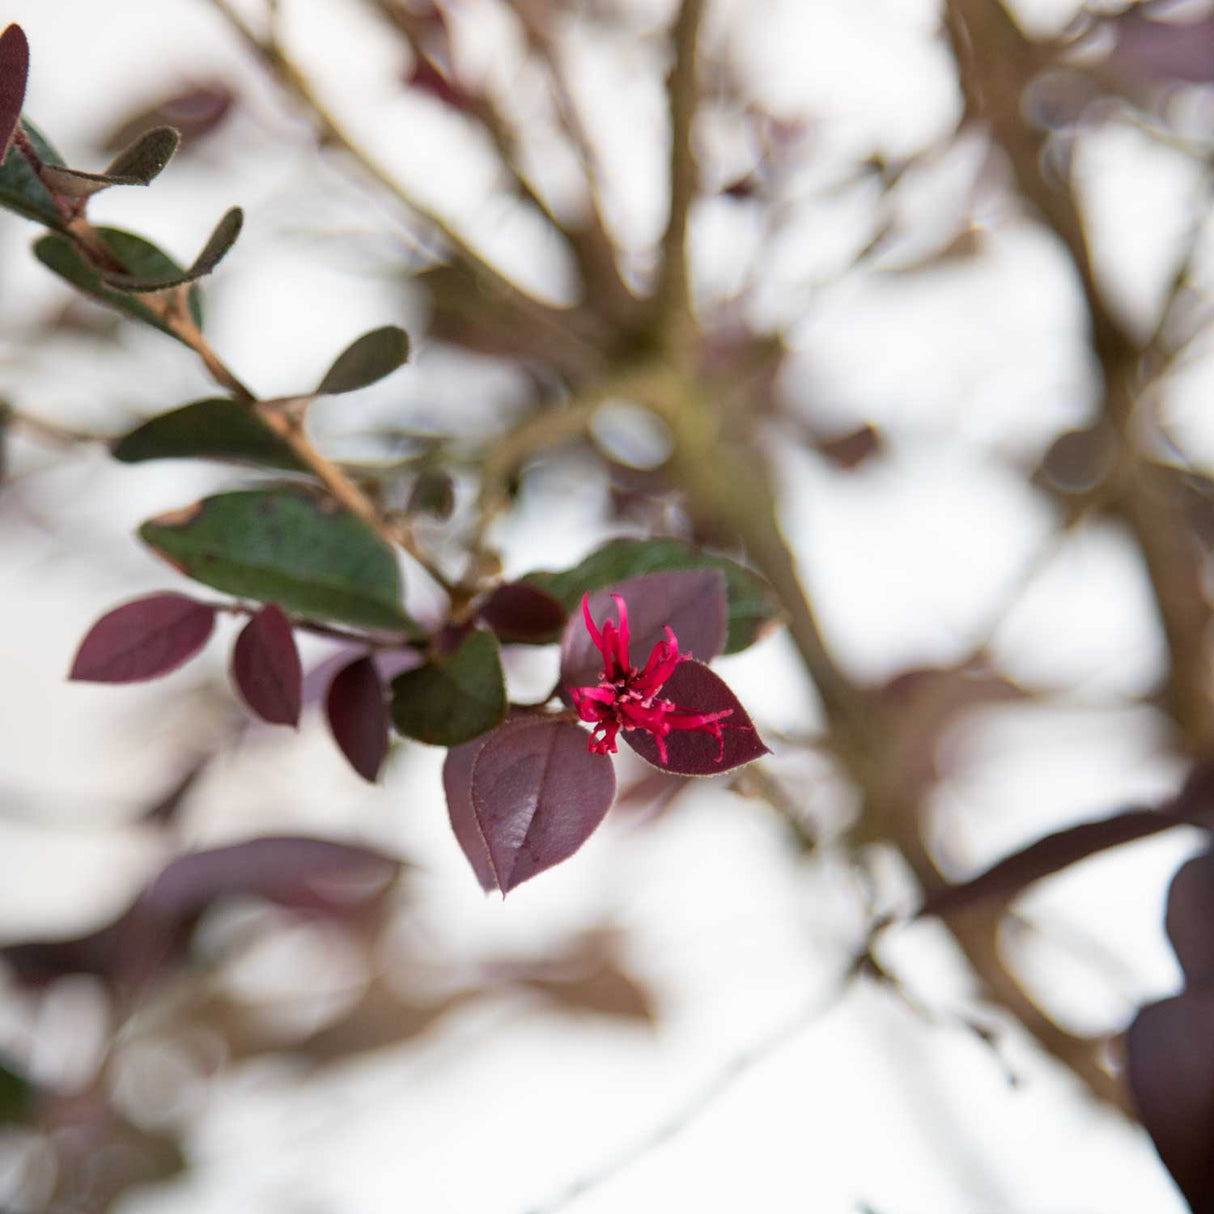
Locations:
478;582;568;644
443;733;497;892
0;24;29;162
69;593;216;683
326;656;389;781
470;718;616;893
559;568;727;695
102;83;235;153
232;603;303;726
407;58;471;111
1128;988;1214;1211
1166;850;1214;988
623;658;770;775
918;807;1170;918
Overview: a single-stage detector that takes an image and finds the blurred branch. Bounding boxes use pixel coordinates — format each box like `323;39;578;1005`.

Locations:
204;0;605;375
653;0;706;346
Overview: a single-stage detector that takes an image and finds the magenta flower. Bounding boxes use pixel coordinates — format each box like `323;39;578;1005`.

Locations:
568;593;734;764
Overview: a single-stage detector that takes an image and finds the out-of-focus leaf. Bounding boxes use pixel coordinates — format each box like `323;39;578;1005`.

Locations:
1128;988;1214;1211
1165;849;1214;989
478;581;568;644
232;604;302;727
3;836;403;989
405;467;456;520
1036;426;1116;494
39;126;179;197
0;25;29;162
527;537;777;654
559;569;727;695
316;325;410;395
327;656;389;781
390;627;505;746
35;227;203;339
469;717;616;893
815;423;883;471
111;397;304;470
623;658;770;775
139;488;413;631
1107;10;1214;84
0;1057;30;1124
69;593;216;683
443;732;497;892
919;807;1172;918
0;119;65;229
101;206;242;290
102;83;235;153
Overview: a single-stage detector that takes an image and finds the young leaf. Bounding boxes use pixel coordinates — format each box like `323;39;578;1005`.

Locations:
39;126;179;196
111;397;304;470
1127;988;1214;1212
326;656;389;782
101;206;242;291
390;627;506;746
0;25;29;163
622;658;769;775
69;593;215;683
35;227;203;340
470;717;616;893
559;569;727;695
478;581;568;644
232;604;302;727
317;325;410;395
0;119;66;229
139;488;413;631
525;537;777;654
442;733;497;892
405;468;456;520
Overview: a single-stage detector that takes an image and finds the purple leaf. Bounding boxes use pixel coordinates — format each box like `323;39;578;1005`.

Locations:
0;25;29;163
470;718;616;893
232;604;302;726
918;807;1170;918
1107;11;1214;84
478;582;568;644
69;593;216;683
1166;849;1214;988
1127;988;1214;1211
326;656;389;781
623;658;770;775
559;568;727;696
443;733;497;892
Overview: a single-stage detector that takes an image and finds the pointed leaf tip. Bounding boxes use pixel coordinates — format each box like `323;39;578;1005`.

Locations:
232;604;302;726
0;25;29;163
327;656;389;782
317;325;410;395
70;593;215;683
470;718;616;893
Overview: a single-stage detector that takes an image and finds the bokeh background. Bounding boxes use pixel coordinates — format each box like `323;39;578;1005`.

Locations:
0;0;1209;1209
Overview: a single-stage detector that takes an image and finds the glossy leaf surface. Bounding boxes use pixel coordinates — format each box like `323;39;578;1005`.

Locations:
526;537;777;654
140;488;411;630
391;627;505;746
470;717;616;893
69;593;215;683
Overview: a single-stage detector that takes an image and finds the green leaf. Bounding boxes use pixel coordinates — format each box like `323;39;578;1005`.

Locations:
112;398;304;470
101;206;242;291
524;538;779;654
0;1058;29;1124
140;488;415;631
391;627;506;746
34;226;204;340
317;325;410;395
39;125;180;197
0;120;66;229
